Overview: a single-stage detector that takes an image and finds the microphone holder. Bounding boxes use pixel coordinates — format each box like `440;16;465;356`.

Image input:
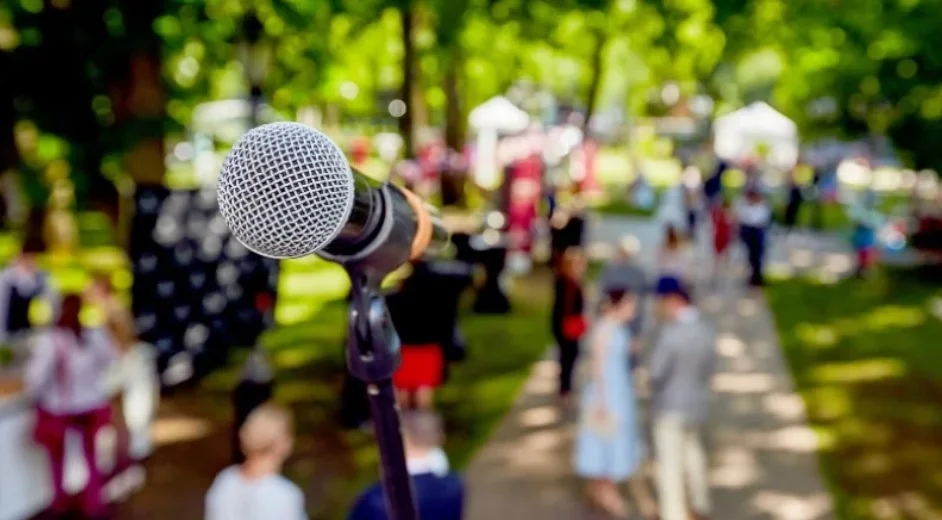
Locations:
345;271;418;520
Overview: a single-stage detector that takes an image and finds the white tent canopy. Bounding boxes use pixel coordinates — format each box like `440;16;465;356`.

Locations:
469;96;530;132
713;102;799;170
469;96;530;189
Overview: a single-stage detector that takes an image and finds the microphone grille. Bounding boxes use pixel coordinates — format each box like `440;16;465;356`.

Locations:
216;122;355;259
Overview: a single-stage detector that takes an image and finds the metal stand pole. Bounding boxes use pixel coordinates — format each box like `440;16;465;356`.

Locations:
345;275;418;520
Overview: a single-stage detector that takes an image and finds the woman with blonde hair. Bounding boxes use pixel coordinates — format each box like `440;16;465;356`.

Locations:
551;247;588;404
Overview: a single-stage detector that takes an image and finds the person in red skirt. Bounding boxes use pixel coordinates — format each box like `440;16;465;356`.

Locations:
386;262;450;410
710;197;735;289
393;343;444;410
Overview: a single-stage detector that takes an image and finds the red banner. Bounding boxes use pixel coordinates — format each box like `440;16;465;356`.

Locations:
507;155;543;253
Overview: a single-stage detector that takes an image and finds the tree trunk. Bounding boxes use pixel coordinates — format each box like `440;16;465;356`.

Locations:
582;30;607;137
444;51;463;151
399;1;416;159
441;50;466;207
0;52;16;168
109;0;166;249
0;53;16;177
0;54;16;230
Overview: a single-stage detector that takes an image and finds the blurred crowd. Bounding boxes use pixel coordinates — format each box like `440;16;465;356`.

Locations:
0;126;925;520
1;235;154;520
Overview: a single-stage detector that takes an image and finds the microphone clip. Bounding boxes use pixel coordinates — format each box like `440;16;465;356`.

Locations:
345;272;401;384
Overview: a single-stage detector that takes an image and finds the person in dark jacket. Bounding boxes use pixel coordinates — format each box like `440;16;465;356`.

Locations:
386;260;472;409
735;188;772;287
550;198;587;272
348;411;464;520
0;236;57;345
782;168;804;235
702;160;728;207
551;247;587;403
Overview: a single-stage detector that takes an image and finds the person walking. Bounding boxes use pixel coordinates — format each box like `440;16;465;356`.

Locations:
349;411;463;520
206;403;307;520
656;225;694;288
782;169;805;236
549;197;587;272
850;189;884;277
683;171;703;242
702;160;729;208
551;247;588;405
26;293;118;519
649;278;717;520
735;188;772;287
574;287;658;519
0;237;58;346
598;236;648;356
709;198;735;289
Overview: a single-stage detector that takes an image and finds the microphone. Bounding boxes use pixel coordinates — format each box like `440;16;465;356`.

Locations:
216;122;449;278
218;122;446;520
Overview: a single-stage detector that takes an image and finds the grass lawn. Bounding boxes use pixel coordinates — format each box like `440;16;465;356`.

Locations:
766;269;942;519
594;198;659;218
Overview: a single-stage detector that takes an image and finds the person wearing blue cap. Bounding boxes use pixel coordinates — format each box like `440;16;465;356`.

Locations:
649;277;716;520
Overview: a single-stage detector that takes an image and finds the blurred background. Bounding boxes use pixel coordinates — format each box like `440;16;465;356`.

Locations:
0;0;941;519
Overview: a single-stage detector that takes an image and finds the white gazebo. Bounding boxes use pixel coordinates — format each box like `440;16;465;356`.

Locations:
469;96;530;190
713;102;799;170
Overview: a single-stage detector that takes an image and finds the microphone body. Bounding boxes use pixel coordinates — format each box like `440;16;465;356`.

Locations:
320;169;448;281
216;122;448;279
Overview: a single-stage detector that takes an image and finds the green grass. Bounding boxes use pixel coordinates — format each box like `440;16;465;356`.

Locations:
766;269;942;519
594;198;659;217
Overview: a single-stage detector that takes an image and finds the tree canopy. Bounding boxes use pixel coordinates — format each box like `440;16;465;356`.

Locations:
1;0;940;216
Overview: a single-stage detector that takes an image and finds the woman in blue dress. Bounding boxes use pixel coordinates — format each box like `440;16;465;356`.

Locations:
574;287;657;519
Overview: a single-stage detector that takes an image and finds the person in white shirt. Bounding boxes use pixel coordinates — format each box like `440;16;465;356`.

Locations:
348;411;464;520
205;403;308;520
26;293;118;518
734;188;773;286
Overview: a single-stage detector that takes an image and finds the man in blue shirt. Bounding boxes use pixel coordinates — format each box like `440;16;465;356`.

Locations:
348;411;464;520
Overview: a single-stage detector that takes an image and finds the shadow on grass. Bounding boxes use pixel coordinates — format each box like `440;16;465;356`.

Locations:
766;268;942;519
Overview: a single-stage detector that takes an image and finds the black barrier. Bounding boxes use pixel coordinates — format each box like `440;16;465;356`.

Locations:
129;185;279;387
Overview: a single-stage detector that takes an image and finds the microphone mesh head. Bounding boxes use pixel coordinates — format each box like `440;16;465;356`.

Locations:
216;122;355;259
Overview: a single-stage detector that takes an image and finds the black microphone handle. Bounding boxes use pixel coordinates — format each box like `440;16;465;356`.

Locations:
320;169;450;282
321;169;386;258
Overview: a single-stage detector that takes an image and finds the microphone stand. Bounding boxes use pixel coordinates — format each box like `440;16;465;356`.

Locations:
345;271;418;520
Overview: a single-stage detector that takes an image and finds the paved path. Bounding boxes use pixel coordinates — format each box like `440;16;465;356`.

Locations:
465;217;836;520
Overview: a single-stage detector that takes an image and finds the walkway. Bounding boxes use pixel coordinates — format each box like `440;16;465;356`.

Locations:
464;217;836;520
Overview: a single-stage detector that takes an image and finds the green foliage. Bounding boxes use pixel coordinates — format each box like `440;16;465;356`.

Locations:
4;0;942;218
